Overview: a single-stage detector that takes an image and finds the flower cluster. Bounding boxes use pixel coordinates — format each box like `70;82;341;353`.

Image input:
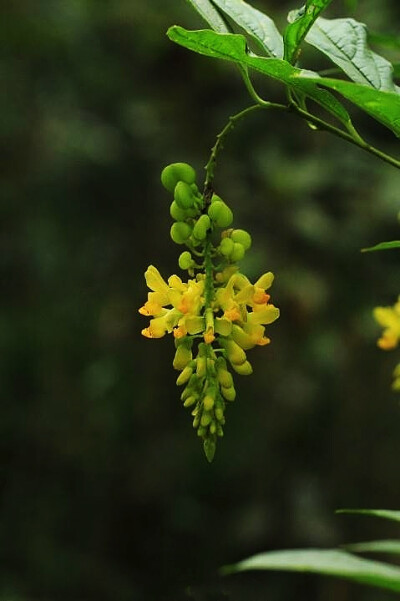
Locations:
139;163;280;461
373;296;400;392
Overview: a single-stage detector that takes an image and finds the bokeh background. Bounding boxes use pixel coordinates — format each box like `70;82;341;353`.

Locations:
2;1;400;599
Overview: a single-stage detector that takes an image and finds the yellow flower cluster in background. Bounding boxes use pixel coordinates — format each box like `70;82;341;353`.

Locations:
373;296;400;392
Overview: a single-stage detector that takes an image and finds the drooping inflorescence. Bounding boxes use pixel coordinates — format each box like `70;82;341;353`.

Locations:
139;162;280;461
374;296;400;392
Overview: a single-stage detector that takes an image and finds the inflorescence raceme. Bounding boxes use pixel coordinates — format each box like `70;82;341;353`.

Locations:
139;163;280;461
374;296;400;392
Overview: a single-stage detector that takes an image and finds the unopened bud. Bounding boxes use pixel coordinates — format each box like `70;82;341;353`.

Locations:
178;251;194;270
230;242;245;262
184;395;197;407
221;386;236;401
192;214;211;241
231;360;253;375
170;201;187;221
231;229;252;250
203;438;216;463
174;181;196;209
176;365;193;386
220;237;234;257
221;338;247;366
170;222;192;244
208;197;233;228
161;162;196;192
173;344;192;370
201;412;212;427
196;356;207;378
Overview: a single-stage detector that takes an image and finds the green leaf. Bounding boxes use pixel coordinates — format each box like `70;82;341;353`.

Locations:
222;548;400;593
167;27;352;127
361;240;400;252
284;0;333;63
306;18;398;92
337;509;400;523
345;540;400;555
185;0;231;32
295;73;400;136
211;0;284;58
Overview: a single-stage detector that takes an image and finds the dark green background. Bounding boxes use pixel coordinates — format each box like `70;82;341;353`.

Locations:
2;1;400;599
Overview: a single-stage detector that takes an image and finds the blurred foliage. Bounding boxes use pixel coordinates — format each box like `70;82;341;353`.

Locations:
1;1;400;600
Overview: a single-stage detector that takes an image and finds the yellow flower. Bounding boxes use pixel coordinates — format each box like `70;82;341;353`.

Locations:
140;265;207;340
373;297;400;350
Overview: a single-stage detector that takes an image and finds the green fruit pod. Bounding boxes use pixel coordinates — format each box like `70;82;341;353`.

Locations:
192;214;211;241
174;181;196;209
231;229;252;250
178;251;193;270
219;237;234;257
230;242;245;262
170;222;192;244
170;200;187;222
161;163;196;192
208;200;233;228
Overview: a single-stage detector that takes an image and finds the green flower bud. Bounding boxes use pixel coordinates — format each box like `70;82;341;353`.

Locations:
219;237;234;257
220;338;247;366
201;412;212;427
170;201;187;221
170;221;192;244
217;366;233;388
203;389;216;411
221;386;236;401
184;395;197;408
229;242;245;262
203;438;216;463
209;421;217;435
173;344;192;370
190;183;201;196
176;365;193;386
231;229;252;250
217;424;224;437
215;406;224;422
178;251;194;270
203;395;215;411
192;214;211;241
196;356;207;378
208;199;233;228
197;426;207;437
174;181;196;209
161;162;196;192
231;360;253;375
193;414;200;428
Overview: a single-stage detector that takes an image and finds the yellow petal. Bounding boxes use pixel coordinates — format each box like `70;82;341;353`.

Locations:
214;317;232;336
168;274;186;291
254;272;274;290
234;285;254;304
248;305;280;325
145;265;169;294
231;324;257;350
185;316;205;335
